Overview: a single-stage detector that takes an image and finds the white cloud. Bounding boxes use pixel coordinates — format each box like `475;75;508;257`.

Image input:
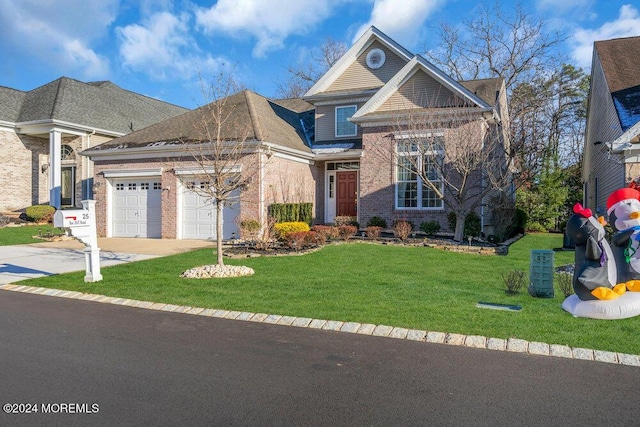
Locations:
571;5;640;69
0;0;116;79
195;0;347;57
117;11;225;81
353;0;445;47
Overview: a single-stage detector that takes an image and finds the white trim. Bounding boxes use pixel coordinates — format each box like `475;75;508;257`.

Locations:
102;168;163;178
351;56;492;122
17;119;123;138
174;165;242;175
335;105;358;138
611;121;640;154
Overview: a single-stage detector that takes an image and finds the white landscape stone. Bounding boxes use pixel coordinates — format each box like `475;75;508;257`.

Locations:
180;264;255;279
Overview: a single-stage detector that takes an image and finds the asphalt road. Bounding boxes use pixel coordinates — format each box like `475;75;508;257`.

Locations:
1;291;639;426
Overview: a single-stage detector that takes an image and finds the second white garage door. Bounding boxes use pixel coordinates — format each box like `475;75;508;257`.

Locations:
112;179;162;238
182;181;239;240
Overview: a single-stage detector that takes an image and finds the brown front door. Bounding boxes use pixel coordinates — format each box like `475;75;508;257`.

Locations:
336;171;357;217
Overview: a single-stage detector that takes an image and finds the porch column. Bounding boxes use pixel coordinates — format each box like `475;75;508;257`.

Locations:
49;130;62;209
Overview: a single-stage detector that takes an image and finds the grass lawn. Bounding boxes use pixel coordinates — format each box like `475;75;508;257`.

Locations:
16;233;640;355
0;224;64;246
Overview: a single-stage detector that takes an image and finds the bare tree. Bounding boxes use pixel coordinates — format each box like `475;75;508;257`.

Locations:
368;105;512;242
275;37;347;98
173;72;265;266
423;1;565;91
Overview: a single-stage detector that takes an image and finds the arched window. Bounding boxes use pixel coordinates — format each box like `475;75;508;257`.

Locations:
61;145;75;161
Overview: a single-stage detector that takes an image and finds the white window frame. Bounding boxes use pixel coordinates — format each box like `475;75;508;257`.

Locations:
335;105;358;138
395;138;444;210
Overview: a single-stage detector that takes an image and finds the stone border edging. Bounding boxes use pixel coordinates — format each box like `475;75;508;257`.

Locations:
2;283;638;367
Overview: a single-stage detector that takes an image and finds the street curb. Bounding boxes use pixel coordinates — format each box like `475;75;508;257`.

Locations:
2;283;639;367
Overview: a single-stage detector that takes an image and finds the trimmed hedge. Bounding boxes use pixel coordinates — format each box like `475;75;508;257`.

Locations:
25;205;55;223
269;203;313;225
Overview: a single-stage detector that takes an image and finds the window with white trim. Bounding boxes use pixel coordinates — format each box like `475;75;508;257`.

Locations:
396;138;444;209
335;105;357;137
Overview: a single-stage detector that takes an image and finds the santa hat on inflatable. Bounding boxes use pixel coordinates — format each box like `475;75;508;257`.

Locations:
606;187;640;216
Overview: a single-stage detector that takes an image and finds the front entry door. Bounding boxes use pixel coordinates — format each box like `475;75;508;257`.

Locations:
61;166;75;206
336;171;357;217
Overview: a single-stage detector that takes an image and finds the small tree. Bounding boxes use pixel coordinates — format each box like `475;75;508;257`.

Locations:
370;104;513;242
174;71;266;266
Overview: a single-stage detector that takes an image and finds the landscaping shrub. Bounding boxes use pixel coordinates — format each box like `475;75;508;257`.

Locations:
393;220;413;241
311;225;340;240
447;211;481;238
25;205;55;223
274;221;310;240
338;225;357;240
365;226;382;239
419;220;440;236
555;273;574;297
366;216;387;228
237;218;261;240
502;270;527;295
334;216;358;227
284;231;325;250
269;203;313;225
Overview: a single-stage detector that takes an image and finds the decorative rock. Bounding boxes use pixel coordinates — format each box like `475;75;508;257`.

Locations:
340;322;361;333
406;330;427;341
594;350;618;364
356;324;377;335
180;264;255;279
445;333;466;346
617;353;640;366
389;327;409;339
507;338;529;353
464;335;487;348
487;338;506;351
528;342;550;356
549;344;573;358
572;348;594;360
426;331;446;344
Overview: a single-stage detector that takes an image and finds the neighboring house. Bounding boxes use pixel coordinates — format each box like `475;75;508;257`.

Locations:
82;26;511;240
0;77;188;212
583;36;640;214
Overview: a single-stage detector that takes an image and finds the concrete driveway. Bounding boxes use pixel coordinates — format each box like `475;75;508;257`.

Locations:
0;238;214;284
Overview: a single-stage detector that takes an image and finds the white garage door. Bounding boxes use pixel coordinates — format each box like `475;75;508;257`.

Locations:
112;179;162;238
182;181;239;240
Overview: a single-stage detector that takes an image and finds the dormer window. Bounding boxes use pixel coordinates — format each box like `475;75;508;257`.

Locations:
335;105;357;137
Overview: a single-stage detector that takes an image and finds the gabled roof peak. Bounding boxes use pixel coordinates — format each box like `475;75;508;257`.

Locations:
304;26;414;98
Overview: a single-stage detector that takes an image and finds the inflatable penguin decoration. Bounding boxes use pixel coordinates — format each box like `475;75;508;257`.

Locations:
565;203;624;300
607;187;640;289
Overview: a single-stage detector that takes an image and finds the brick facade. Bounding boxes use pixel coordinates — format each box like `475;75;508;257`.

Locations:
92;151;319;238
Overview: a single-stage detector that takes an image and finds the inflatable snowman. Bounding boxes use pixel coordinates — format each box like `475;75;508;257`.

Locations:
607;187;640;289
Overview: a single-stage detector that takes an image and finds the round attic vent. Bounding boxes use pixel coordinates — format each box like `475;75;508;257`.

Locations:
366;48;386;69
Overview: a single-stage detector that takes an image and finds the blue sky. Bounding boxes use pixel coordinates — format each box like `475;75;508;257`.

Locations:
1;0;639;109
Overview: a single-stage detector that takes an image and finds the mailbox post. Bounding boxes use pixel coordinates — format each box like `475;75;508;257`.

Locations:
53;200;102;282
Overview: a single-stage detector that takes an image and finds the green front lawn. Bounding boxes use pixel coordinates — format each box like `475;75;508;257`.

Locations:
0;225;65;246
17;233;640;355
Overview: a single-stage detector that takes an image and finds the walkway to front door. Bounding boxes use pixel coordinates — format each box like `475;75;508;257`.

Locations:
336;171;357;217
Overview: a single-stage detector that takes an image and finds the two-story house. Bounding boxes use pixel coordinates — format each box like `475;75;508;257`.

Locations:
82;26;511;241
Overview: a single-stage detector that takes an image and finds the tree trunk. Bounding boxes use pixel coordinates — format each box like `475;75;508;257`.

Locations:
216;201;224;266
453;212;467;242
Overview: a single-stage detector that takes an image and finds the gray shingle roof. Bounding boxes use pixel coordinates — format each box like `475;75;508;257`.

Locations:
86;90;312;154
595;36;640;131
0;86;26;122
0;77;187;134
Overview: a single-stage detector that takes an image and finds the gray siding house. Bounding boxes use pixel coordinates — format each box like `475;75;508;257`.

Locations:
583;36;640;214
